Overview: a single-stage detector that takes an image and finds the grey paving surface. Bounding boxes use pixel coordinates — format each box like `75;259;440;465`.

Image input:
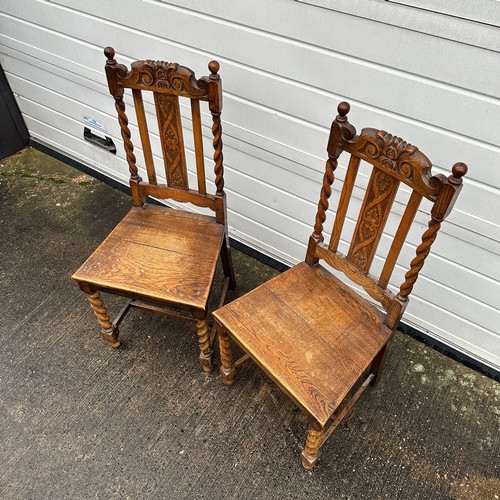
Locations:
1;148;499;499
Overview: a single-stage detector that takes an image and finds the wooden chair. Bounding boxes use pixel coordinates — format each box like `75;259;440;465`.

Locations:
73;47;235;373
214;102;467;468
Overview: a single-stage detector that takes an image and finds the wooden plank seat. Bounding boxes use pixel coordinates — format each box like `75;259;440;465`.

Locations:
73;205;224;310
72;47;235;373
214;262;391;428
214;102;467;469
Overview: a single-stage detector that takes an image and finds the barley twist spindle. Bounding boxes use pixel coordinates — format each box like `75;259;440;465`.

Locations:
197;319;211;353
87;292;112;330
218;329;234;369
86;291;120;348
115;97;139;181
398;219;440;300
313;157;337;240
301;425;323;469
212;115;224;195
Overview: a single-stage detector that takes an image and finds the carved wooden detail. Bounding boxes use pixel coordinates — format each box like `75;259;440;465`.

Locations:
397;164;467;301
210;100;467;470
197;318;211;352
313;156;336;241
197;318;213;373
118;59;209;99
301;425;322;469
104;48;140;182
311;102;356;244
398;219;441;301
345;128;441;199
211;114;224;196
218;326;237;385
115;97;140;181
86;291;120;348
206;61;225;196
87;291;112;330
154;93;188;189
348;169;399;273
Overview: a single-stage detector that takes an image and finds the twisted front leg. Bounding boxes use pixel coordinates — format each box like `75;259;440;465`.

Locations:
86;291;121;348
197;318;213;373
301;424;323;470
218;326;236;385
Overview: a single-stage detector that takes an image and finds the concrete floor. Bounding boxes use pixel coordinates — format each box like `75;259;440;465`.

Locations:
1;147;499;499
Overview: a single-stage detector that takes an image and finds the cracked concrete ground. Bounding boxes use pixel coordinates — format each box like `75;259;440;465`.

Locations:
1;147;499;499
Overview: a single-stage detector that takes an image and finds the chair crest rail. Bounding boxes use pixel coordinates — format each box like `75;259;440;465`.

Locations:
117;59;210;99
343;128;442;200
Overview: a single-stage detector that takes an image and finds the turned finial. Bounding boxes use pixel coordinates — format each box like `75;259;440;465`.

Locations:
209;60;220;79
450;162;468;184
337;101;350;122
104;46;116;63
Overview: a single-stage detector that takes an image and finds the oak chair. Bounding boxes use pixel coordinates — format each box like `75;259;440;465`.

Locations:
214;102;467;468
73;47;235;373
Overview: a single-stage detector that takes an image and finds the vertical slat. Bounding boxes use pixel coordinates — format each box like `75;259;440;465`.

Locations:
191;98;206;195
378;190;423;289
329;155;361;252
154;92;189;189
132;89;157;185
347;168;400;274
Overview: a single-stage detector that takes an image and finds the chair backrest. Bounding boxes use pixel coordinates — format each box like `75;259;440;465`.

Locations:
306;102;467;330
103;46;226;223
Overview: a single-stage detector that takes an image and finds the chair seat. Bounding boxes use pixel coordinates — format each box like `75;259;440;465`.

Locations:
214;262;392;427
72;204;225;312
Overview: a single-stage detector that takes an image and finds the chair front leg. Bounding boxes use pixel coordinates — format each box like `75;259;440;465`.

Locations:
86;290;121;348
301;421;324;470
217;325;236;385
196;317;213;373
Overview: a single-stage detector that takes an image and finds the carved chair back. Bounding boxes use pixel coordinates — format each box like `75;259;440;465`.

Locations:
306;103;467;330
103;47;226;223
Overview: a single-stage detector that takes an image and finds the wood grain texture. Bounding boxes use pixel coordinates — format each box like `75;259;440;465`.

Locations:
190;98;207;195
138;184;217;210
214;102;467;468
73;205;224;311
214;262;391;427
328;154;360;253
132;88;157;185
73;49;235;363
315;243;394;310
378;190;422;289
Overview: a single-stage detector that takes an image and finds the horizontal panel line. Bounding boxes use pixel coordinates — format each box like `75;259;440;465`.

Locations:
7;59;499;200
5;3;500;109
405;294;499;339
9;68;497;241
403;317;500;369
146;0;500;101
0;34;103;82
20;114;500;316
2;24;500;154
14;82;500;257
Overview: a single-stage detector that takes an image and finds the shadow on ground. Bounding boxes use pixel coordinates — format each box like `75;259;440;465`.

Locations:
1;148;499;499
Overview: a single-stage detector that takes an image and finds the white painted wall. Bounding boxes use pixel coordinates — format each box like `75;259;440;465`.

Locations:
1;0;499;370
